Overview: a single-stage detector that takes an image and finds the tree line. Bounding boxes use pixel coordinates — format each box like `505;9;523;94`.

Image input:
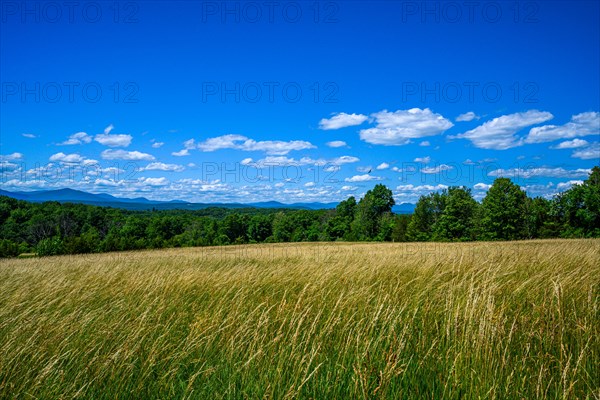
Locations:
1;166;598;257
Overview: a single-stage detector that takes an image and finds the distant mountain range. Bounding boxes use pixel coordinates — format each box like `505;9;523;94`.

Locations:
0;188;415;213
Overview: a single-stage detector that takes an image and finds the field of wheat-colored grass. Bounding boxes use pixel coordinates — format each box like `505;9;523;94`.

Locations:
0;240;598;399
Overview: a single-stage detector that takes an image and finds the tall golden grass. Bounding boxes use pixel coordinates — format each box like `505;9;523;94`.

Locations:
1;240;598;399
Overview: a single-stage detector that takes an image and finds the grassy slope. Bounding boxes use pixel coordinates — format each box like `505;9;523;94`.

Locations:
0;240;598;399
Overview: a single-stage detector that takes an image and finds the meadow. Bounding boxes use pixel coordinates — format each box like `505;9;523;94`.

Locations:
0;240;598;399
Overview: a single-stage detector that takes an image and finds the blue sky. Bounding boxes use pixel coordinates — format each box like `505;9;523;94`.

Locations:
1;0;599;204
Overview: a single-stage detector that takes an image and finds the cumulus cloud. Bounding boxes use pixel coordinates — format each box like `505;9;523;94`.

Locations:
197;134;315;155
414;156;431;164
143;162;185;172
419;141;430;147
421;164;453;174
396;184;448;192
455;111;480;122
140;177;169;186
451;110;554;149
344;174;382;182
94;132;132;147
359;108;453;146
551;139;589;149
488;167;591;179
326;140;348;148
319;113;369;130
151;141;164;148
556;180;583;190
525;112;599;143
246;155;359;168
101;149;155;161
172;149;190;157
376;162;390;170
571;142;600;160
49;152;84;163
22;133;36;138
60;132;92;145
172;139;196;156
0;152;23;161
474;183;491;190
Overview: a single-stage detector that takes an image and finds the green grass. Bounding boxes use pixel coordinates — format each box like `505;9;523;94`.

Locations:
1;240;598;399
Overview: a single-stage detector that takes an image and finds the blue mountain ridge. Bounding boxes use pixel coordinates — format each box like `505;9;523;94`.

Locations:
0;188;415;213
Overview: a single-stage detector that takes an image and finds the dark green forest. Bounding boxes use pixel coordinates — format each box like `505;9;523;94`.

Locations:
1;166;599;258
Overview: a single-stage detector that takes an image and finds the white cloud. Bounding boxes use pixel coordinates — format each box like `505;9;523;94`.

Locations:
455;111;480;122
474;183;491;190
151;141;164;148
247;155;359;168
326;140;348;148
143;162;185;172
571;142;600;160
525;112;599;143
556;180;583;190
319;113;368;130
172;149;190;157
172;139;196;156
140;177;169;186
396;184;448;192
22;133;36;138
421;164;453;174
94;133;132;147
101;149;155;161
414;156;431;164
332;156;360;164
356;166;372;173
304;182;316;187
104;124;114;134
551;139;589;149
0;152;23;161
49;152;84;163
60;132;92;145
341;185;357;191
488;167;591;179
419;141;430;147
451;110;554;149
345;174;382;182
197;134;315;155
376;162;389;170
0;161;19;171
359;108;453;146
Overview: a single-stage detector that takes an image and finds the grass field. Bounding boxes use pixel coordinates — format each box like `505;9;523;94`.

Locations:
1;240;598;399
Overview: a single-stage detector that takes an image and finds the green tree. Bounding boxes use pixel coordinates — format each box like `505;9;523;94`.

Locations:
353;185;395;240
391;214;411;242
434;186;478;241
247;214;272;243
480;178;528;240
406;192;446;241
325;197;356;240
554;166;600;237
